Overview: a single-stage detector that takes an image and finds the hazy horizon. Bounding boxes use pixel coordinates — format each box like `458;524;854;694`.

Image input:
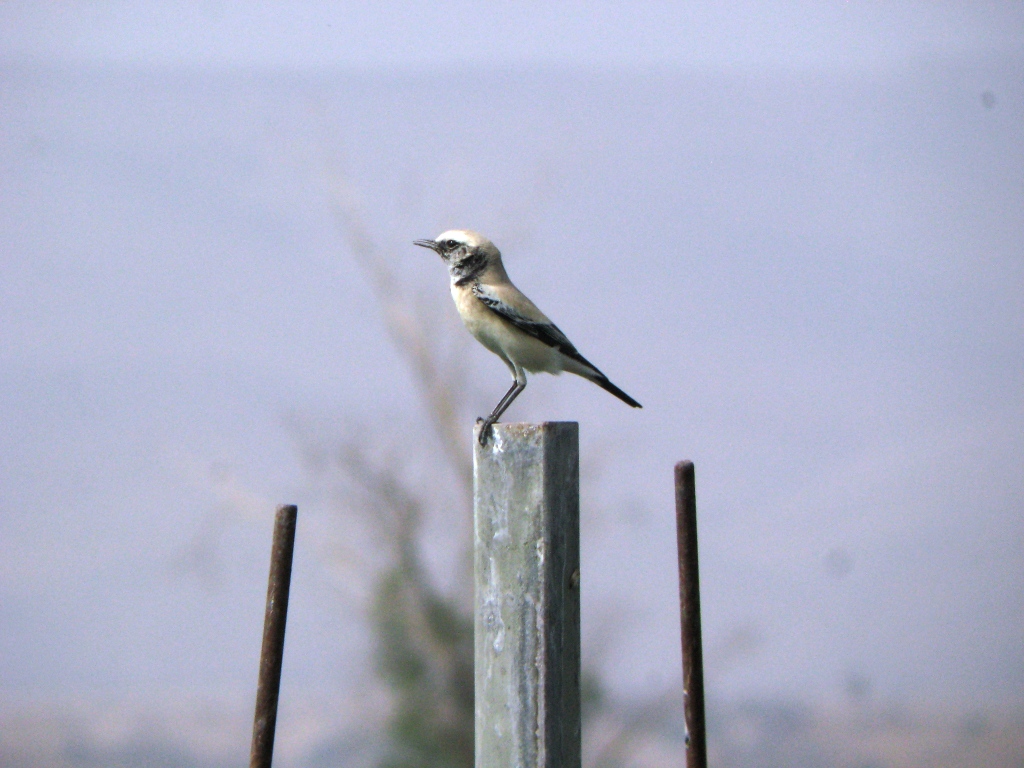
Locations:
2;3;1022;727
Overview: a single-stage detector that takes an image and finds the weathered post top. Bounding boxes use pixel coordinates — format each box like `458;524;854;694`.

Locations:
473;422;581;768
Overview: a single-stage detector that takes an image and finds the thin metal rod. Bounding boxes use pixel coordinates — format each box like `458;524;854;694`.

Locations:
249;504;298;768
675;462;707;768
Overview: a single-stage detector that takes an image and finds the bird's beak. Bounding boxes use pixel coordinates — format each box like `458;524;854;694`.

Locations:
413;239;440;252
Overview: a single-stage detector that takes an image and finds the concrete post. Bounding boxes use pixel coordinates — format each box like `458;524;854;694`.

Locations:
473;422;581;768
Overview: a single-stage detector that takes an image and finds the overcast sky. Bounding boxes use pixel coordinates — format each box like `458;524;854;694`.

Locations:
3;1;1022;71
1;1;1022;716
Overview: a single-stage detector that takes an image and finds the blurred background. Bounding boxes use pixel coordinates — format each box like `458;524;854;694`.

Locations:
1;2;1022;766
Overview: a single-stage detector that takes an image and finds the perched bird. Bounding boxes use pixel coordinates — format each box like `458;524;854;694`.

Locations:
414;229;641;445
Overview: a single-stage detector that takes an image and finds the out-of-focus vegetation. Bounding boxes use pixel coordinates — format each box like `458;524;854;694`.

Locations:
312;182;648;766
302;186;479;768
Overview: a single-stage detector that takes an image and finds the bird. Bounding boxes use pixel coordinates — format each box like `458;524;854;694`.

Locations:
414;229;641;445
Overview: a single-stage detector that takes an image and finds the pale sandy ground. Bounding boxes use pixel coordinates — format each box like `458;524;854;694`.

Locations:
2;693;1021;768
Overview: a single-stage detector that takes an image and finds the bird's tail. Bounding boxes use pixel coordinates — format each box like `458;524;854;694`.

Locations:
588;371;642;408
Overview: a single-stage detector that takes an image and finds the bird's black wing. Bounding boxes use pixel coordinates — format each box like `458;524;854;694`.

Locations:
472;283;643;409
471;283;586;361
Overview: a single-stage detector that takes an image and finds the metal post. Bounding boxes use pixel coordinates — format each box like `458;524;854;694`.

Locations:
474;422;581;768
675;462;707;768
249;504;298;768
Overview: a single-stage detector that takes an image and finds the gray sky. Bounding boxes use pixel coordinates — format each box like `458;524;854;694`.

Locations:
3;1;1022;70
1;2;1022;712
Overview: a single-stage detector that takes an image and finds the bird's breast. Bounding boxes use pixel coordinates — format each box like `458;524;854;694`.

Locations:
452;281;503;346
450;280;565;374
451;281;517;360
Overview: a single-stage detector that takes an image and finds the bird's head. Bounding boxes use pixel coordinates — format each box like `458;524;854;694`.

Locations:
414;229;501;282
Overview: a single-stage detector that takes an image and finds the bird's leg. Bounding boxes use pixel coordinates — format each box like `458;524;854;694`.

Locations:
478;378;526;445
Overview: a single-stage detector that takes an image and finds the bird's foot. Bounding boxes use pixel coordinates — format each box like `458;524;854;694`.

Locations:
477;416;498;446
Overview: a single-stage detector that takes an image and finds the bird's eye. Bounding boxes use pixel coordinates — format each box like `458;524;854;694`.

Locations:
444;239;459;250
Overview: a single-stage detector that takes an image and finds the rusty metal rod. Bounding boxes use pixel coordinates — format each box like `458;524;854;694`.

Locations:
249;504;298;768
675;462;707;768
